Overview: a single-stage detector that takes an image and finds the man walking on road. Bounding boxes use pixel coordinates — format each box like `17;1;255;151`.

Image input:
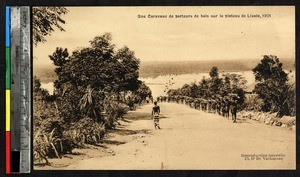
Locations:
152;101;161;129
231;98;238;123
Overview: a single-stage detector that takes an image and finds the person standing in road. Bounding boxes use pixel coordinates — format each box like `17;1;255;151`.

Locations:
152;101;161;129
231;99;238;123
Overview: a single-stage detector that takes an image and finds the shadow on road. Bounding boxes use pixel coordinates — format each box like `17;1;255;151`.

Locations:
100;139;126;145
124;112;151;120
109;128;151;136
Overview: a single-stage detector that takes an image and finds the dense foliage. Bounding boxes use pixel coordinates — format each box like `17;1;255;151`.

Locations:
34;33;152;165
33;7;68;46
167;66;246;109
166;55;295;117
252;55;294;116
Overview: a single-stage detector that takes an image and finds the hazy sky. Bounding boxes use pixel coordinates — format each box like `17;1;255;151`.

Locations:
33;6;295;67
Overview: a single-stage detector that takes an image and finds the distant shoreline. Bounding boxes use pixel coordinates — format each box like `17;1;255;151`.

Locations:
34;58;294;82
139;59;294;78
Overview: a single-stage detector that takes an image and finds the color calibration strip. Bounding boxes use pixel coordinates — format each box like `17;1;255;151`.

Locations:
6;6;12;174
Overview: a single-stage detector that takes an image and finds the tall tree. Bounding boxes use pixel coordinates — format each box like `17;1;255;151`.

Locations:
49;47;69;94
115;46;140;94
181;84;192;97
222;73;247;107
219;75;231;96
209;67;222;97
190;82;199;98
67;33;118;91
209;66;219;78
133;82;152;102
252;55;289;116
198;77;209;98
48;33;145;123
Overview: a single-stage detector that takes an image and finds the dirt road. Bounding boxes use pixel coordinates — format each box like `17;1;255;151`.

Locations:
38;102;295;170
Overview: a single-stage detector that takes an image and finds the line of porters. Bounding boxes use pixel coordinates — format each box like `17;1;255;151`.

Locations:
157;95;239;122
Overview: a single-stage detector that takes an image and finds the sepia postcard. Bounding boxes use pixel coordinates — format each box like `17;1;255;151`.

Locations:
32;6;295;170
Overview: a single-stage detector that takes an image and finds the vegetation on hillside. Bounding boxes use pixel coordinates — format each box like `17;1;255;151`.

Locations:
33;33;152;165
166;55;295;117
167;66;247;109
